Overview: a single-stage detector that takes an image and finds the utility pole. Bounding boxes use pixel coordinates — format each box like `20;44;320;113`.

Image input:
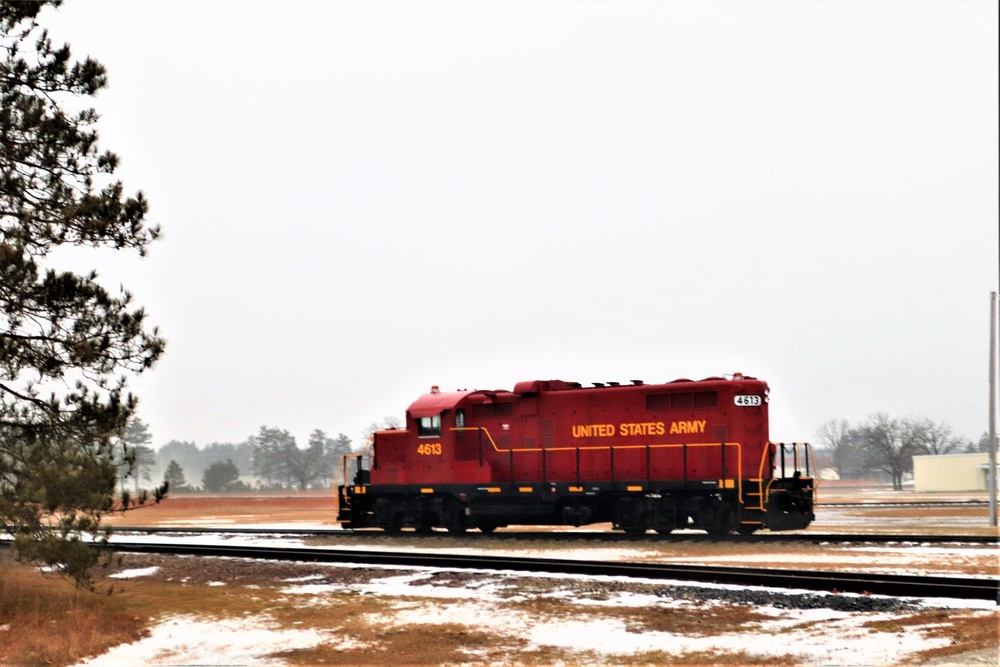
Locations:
990;290;997;527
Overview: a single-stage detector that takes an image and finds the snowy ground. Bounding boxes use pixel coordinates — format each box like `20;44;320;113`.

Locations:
72;492;999;666
77;613;329;667
75;528;999;667
78;557;997;667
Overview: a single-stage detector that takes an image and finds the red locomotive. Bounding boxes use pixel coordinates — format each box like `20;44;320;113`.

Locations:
337;374;815;535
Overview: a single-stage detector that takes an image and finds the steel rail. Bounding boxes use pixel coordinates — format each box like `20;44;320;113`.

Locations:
107;526;1000;545
106;541;998;603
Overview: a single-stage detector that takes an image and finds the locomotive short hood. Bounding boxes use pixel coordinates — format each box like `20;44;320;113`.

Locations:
406;390;473;418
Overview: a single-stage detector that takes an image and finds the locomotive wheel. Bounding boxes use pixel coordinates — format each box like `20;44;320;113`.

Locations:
383;511;404;534
737;524;759;536
706;508;734;537
477;522;498;534
623;511;652;536
446;524;467;535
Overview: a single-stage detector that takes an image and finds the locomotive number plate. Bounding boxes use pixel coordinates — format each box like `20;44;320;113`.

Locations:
734;395;762;407
417;443;443;456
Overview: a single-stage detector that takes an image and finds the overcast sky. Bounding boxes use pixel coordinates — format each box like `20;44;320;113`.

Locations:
39;0;999;450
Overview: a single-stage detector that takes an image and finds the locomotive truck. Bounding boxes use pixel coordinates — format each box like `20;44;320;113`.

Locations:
337;374;815;535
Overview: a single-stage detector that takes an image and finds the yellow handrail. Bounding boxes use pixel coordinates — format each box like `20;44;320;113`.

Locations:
337;452;362;489
751;442;817;510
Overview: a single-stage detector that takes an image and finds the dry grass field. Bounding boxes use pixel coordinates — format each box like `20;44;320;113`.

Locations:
1;488;998;666
103;491;339;528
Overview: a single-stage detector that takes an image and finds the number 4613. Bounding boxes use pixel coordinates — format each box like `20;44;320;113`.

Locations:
417;443;443;456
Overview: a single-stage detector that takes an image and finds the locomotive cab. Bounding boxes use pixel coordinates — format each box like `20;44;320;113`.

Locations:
367;388;494;488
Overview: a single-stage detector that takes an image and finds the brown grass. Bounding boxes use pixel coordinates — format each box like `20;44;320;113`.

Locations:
0;558;150;666
864;609;1000;663
275;624;533;666
103;492;337;527
603;649;801;665
500;596;774;636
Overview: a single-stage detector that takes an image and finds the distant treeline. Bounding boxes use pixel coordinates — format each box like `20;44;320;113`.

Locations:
122;421;360;493
814;413;990;490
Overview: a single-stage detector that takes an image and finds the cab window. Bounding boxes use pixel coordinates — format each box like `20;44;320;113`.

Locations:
418;415;441;437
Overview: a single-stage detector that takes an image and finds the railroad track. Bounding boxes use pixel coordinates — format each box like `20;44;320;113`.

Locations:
110;526;1000;545
819;500;990;508
110;541;999;603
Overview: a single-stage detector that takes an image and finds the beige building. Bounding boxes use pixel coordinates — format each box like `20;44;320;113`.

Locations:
912;452;991;492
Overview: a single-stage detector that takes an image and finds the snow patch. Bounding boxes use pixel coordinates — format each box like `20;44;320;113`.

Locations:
109;566;159;579
73;615;332;667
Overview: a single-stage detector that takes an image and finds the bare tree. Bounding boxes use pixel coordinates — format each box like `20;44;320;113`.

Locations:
815;418;853;478
358;416;402;471
360;416;402;452
906;417;961;456
857;413;920;490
